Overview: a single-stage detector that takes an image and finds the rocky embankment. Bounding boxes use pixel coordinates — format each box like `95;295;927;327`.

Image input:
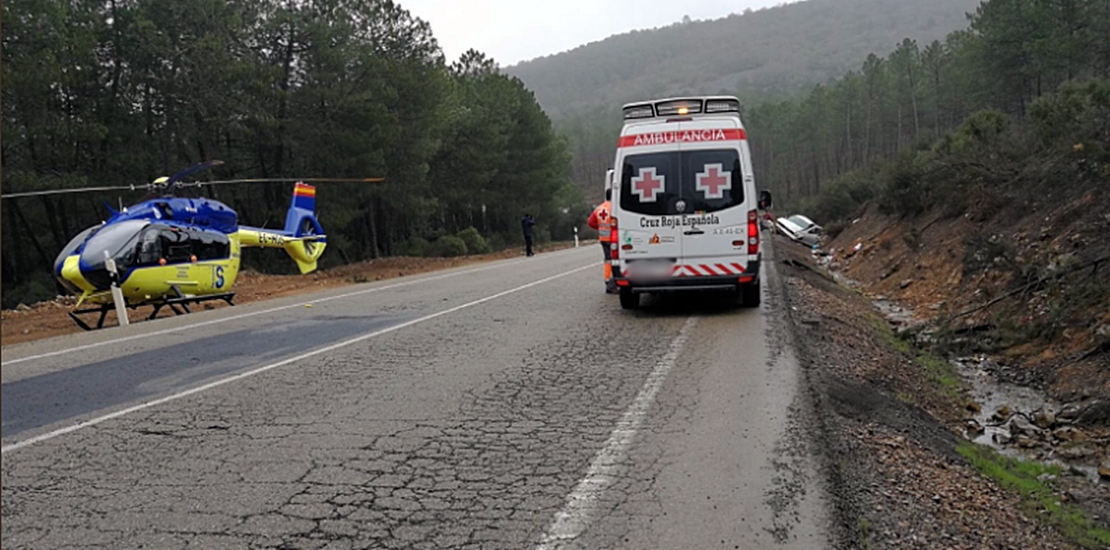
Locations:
777;235;1109;549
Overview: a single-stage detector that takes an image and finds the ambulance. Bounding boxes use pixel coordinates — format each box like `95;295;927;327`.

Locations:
609;96;771;310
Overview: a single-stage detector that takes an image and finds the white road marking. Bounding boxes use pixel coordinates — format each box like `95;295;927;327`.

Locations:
537;316;698;549
2;247;584;366
1;263;594;454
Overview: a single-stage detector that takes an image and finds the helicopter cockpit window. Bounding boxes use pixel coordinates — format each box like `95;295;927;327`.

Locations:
133;229;164;266
161;229;192;264
191;231;230;261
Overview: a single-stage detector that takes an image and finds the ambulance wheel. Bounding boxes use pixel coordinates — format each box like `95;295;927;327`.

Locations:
741;281;761;308
619;289;641;310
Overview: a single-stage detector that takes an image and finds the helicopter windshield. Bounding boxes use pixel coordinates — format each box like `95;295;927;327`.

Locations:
54;225;101;275
79;220;149;273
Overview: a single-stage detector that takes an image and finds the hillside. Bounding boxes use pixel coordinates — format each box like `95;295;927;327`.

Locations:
508;0;981;118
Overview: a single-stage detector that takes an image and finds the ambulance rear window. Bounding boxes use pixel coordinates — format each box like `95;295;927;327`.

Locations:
620;149;744;215
619;152;682;216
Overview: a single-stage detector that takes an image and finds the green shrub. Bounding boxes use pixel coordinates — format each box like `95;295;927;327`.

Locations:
428;235;468;257
798;166;879;225
1031;79;1110;163
456;227;491;255
878;150;929;216
396;236;431;257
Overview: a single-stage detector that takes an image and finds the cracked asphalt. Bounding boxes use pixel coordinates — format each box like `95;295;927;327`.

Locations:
2;245;829;549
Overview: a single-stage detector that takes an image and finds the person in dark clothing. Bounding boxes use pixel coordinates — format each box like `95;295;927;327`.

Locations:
521;213;536;256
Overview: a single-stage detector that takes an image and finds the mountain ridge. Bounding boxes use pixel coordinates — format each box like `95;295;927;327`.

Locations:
507;0;983;118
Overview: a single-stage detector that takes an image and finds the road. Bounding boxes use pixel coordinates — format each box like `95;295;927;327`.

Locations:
1;244;829;549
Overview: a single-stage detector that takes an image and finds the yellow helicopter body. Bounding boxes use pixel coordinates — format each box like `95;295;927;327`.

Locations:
49;181;328;327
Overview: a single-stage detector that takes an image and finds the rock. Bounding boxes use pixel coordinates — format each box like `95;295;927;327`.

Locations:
16;303;30;311
993;431;1012;446
1009;415;1043;438
1057;445;1096;460
1033;410;1056;429
1097;324;1110;339
899;279;914;290
966;401;982;414
1100;462;1110;480
1076;400;1110;425
965;420;985;436
1057;402;1084;423
1052;426;1089;443
1016;435;1040;449
992;405;1014;422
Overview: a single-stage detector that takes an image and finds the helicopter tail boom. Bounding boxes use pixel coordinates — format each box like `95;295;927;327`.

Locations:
237;228;327;274
237;183;327;274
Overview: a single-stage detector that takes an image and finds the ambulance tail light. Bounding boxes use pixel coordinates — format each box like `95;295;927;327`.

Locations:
748;210;759;255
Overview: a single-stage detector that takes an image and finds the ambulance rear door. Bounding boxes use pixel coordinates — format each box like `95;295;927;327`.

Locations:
676;119;753;278
616;144;683;282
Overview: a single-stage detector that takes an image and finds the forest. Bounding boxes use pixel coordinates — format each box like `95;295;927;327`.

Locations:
1;0;585;308
508;0;982;196
746;0;1110;219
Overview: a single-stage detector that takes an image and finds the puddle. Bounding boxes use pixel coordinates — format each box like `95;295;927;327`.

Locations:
955;357;1104;484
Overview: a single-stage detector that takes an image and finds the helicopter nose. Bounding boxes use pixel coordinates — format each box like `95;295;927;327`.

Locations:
60;255;98;293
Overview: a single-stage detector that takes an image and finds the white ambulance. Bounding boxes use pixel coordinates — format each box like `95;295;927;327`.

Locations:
609;96;771;310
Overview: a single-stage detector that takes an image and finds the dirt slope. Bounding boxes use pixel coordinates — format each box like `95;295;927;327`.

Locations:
823;191;1110;406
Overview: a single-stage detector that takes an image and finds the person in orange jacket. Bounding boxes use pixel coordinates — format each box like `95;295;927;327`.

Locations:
587;189;617;293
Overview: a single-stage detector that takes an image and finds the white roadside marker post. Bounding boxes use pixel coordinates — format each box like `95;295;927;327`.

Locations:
103;251;130;327
574;227;579;248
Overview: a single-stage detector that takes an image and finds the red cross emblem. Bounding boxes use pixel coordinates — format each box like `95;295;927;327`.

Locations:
696;163;731;199
632;167;664;203
598;208;609;221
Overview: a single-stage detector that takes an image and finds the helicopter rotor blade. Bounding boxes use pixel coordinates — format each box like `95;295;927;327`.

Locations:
165;160;225;185
1;185;141;200
177;177;385;188
1;174;384;200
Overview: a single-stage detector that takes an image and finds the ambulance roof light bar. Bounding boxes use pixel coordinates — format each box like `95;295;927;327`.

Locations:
622;96;742;120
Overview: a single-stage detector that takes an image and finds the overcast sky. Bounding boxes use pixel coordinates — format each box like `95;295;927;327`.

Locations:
400;0;798;67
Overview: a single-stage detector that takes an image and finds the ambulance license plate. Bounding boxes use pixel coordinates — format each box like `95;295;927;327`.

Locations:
630;261;673;282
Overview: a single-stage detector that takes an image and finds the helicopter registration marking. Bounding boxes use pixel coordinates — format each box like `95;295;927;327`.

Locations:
258;234;286;245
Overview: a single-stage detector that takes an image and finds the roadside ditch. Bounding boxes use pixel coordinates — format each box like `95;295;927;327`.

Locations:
776;236;1110;549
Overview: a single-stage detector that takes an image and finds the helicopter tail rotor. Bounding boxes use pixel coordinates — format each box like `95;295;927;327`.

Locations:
283;183;327;273
236;182;330;273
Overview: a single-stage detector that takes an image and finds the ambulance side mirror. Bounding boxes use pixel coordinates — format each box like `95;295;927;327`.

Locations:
606;169;615;190
759;190;773;210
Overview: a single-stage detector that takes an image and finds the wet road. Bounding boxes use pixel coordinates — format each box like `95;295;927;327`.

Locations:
1;245;828;549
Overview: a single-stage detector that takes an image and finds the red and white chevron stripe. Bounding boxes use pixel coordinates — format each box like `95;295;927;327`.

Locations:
624;262;746;279
675;263;746;277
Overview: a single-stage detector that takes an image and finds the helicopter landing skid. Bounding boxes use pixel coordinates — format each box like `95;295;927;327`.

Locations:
68;292;236;331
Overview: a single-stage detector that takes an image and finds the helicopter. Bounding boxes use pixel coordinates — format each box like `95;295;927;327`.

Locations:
1;161;381;330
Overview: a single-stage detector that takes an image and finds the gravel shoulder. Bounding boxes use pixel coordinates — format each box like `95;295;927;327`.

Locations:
774;236;1090;549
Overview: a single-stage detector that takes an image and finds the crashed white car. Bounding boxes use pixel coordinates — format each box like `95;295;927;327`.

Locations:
776;214;823;247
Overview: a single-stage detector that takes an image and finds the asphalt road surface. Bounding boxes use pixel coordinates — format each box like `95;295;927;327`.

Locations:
1;244;829;549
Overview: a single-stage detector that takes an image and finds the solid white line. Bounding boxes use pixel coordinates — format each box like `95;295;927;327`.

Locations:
536;316;698;549
1;263;594;454
2;247;584;366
